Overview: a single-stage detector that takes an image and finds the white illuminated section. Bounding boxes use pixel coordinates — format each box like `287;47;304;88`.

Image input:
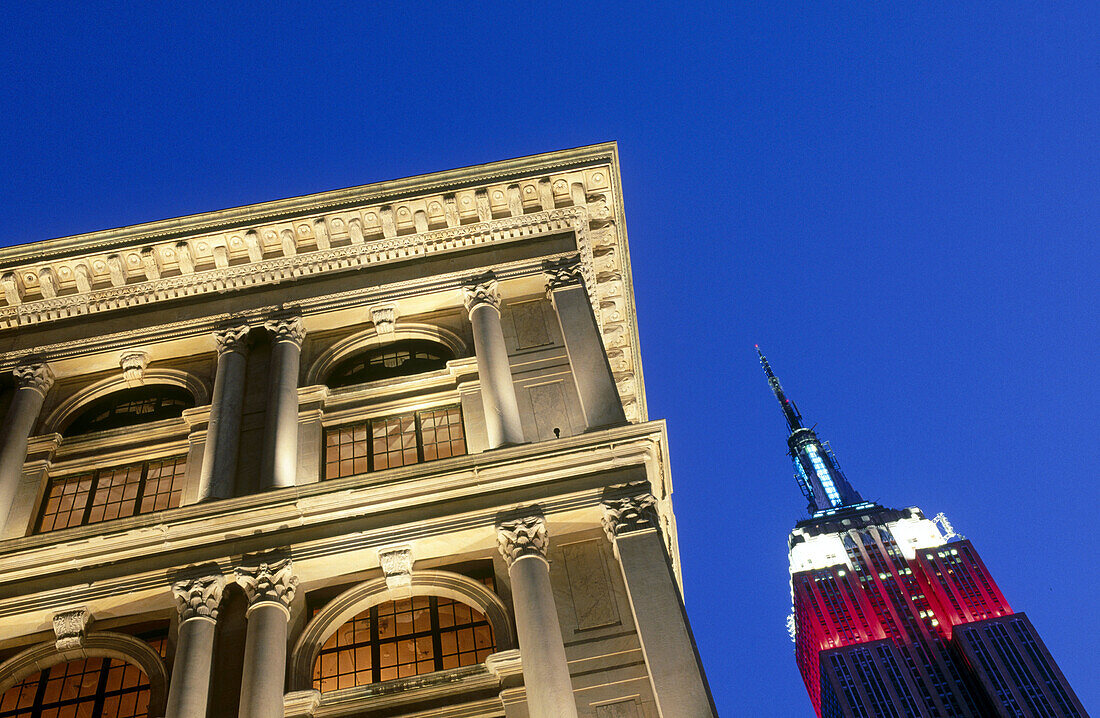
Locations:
885;511;946;559
804;444;842;506
788;528;853;575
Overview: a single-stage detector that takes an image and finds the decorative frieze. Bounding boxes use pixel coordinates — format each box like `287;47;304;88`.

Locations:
214;324;251;355
497;515;549;566
120;351;148;386
172;574;226;622
236;557;298;609
52;608;90;651
12;362;54;395
601;488;659;542
378;545;414;589
463;277;502;313
265;316;305;348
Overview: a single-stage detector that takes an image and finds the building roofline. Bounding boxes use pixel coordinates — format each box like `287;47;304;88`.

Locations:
0;142;620;267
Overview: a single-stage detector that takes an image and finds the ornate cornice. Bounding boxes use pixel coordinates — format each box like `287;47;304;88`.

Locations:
462;277;501;313
171;574;226;622
12;363;54;395
213;324;251;356
236;556;298;610
497;515;549;566
601;486;659;542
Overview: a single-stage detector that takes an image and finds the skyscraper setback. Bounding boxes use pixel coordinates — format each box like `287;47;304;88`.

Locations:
759;348;1088;718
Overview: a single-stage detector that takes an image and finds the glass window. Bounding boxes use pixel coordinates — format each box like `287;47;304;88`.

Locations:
324;406;465;479
326;340;454;389
0;632;165;718
64;386;195;436
37;457;187;534
312;595;495;692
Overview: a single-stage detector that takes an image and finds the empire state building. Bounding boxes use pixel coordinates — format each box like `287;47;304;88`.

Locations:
758;348;1088;718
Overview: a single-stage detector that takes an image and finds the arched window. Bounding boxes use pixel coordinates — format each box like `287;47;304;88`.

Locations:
64;386;195;436
312;595;496;691
325;340;453;389
0;633;165;718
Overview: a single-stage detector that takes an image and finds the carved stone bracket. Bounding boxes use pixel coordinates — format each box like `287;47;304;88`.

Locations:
214;324;251;355
264;316;305;348
119;351;148;387
52;608;90;651
369;304;398;335
236;556;298;610
378;545;413;589
601;487;659;542
497;515;549;567
171;574;226;622
13;362;54;395
544;255;585;296
463;277;501;313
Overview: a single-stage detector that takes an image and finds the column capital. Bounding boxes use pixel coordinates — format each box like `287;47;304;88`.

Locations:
172;574;226;622
236;556;298;612
497;515;549;567
543;255;585;296
463;277;501;313
601;487;659;542
264;315;305;348
12;362;54;396
214;324;251;356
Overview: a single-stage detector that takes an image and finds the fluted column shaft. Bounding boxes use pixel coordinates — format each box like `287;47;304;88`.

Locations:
237;558;297;718
465;279;523;447
166;576;225;718
498;516;578;718
544;260;626;430
602;491;716;718
261;317;304;490
0;364;53;529
197;326;250;501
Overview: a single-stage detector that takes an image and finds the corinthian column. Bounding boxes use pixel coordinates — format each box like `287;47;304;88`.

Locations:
544;258;625;430
236;557;298;718
166;575;225;718
197;326;250;501
0;363;54;530
497;515;578;718
261;317;305;490
465;278;523;447
601;488;716;717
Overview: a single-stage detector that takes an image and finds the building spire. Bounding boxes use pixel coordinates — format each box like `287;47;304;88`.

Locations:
756;346;867;516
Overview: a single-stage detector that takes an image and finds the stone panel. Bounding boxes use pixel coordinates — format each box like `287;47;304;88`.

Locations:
594;699;641;718
561;539;619;631
510;299;552;349
527;381;571;442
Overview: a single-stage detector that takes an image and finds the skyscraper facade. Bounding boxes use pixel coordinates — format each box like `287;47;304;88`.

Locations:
759;349;1088;718
0;145;716;718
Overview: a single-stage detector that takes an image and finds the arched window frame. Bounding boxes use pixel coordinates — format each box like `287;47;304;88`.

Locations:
41;371;209;437
0;632;169;717
305;325;467;389
288;570;514;692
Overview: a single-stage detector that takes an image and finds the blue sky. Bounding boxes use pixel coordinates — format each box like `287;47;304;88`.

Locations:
2;3;1097;715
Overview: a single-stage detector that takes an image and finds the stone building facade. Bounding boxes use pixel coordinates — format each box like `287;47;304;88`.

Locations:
0;144;716;718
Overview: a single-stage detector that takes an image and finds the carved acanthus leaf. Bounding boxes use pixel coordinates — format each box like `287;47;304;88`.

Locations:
13;362;54;395
236;557;298;608
52;608;90;651
378;545;413;589
264;316;305;347
172;575;226;621
601;489;659;542
214;324;251;355
463;278;501;312
120;351;148;386
369;304;398;335
497;515;549;566
544;255;584;295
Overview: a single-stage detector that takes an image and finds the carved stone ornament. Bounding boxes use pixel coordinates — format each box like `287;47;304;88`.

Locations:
544;255;585;295
13;362;54;395
235;557;298;609
52;608;90;651
378;545;413;589
119;351;148;387
601;490;659;542
264;316;306;347
497;515;549;566
369;304;399;334
462;277;501;313
214;324;251;355
172;574;226;622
